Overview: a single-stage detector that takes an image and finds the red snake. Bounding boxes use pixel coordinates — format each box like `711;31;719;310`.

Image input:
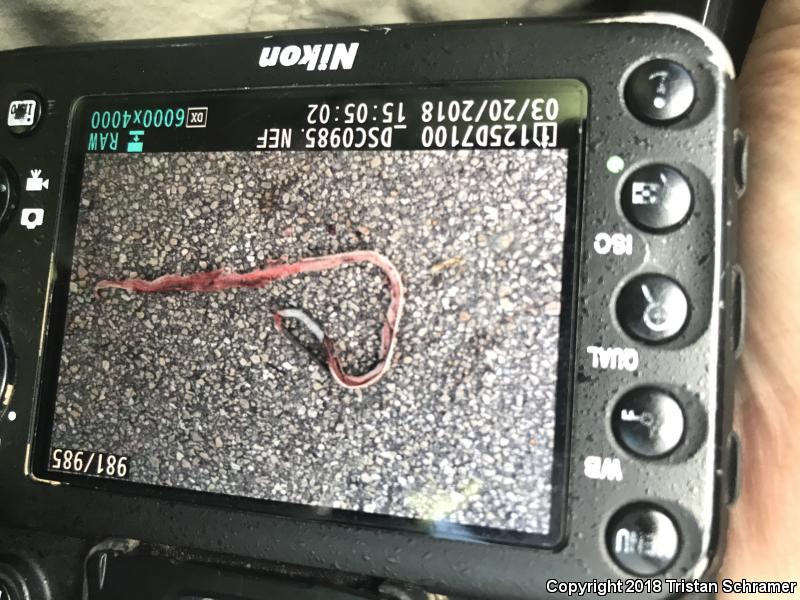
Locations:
95;250;404;389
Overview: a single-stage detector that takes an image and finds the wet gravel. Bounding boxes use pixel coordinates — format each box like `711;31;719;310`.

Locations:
52;148;568;536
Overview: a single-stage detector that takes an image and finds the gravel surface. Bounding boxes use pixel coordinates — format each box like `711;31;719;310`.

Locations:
52;148;568;536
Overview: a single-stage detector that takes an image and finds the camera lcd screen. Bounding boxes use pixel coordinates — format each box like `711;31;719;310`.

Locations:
36;81;586;545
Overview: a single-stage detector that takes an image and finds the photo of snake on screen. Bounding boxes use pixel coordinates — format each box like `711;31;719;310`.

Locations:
51;147;570;537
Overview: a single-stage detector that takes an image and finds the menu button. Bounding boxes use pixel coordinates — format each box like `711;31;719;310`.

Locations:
607;505;680;575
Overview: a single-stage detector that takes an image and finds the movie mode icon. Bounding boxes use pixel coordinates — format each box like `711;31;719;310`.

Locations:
25;169;49;191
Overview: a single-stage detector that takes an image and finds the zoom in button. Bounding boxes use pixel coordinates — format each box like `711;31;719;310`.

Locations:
617;274;689;343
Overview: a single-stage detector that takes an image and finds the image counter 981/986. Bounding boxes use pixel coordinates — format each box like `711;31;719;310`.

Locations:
291;96;564;150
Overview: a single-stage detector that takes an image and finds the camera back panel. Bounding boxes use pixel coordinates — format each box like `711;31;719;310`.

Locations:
0;14;745;599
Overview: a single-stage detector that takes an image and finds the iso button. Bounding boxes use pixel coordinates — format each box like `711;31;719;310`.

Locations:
617;274;689;343
607;505;680;575
622;165;692;232
625;60;695;124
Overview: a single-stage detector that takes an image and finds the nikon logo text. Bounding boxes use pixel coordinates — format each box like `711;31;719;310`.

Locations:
258;43;360;71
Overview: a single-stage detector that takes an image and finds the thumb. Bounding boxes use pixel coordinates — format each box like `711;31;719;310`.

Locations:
722;0;800;587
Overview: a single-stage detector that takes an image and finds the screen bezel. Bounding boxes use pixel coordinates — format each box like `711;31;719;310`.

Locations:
29;80;586;549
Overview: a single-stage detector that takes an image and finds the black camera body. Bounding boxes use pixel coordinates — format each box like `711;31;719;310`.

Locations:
0;14;745;600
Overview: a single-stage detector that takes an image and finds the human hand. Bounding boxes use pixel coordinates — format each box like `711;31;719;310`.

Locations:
721;0;800;592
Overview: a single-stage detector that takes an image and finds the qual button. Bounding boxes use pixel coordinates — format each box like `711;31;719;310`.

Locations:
613;388;685;458
622;165;692;232
617;274;689;343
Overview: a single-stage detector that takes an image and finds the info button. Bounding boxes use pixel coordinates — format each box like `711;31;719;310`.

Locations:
625;60;695;124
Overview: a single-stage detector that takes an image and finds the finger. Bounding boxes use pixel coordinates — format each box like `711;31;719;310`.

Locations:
723;0;800;585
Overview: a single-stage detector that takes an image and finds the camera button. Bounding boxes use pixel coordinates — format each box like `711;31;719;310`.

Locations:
622;165;692;232
6;92;42;135
625;59;695;124
607;505;680;575
613;388;684;458
617;274;689;343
